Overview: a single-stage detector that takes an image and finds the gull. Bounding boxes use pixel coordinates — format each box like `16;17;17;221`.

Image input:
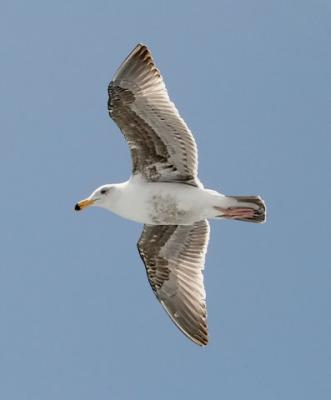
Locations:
75;44;266;346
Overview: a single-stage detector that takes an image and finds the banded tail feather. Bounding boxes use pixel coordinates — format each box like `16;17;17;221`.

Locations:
214;196;266;223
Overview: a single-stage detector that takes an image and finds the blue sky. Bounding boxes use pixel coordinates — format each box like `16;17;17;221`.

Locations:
1;1;330;399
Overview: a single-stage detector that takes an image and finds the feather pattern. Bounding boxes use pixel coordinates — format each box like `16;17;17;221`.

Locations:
108;44;199;186
137;220;210;346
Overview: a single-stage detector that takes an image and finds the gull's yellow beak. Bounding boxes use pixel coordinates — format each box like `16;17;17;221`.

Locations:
75;198;95;211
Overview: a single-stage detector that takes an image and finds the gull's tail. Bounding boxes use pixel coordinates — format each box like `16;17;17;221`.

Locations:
214;196;266;223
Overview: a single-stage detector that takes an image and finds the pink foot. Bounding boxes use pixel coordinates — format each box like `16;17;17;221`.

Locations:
214;206;255;219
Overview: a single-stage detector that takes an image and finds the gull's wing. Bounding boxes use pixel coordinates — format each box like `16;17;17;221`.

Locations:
137;220;210;346
108;44;200;187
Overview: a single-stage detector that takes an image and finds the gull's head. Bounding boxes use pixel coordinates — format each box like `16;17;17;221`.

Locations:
75;184;113;211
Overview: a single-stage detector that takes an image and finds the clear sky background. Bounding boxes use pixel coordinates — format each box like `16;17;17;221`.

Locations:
1;1;330;399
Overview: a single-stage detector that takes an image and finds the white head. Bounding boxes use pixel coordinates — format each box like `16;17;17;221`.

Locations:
75;184;114;211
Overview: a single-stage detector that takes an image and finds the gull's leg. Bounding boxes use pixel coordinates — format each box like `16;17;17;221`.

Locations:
213;195;266;223
214;206;255;220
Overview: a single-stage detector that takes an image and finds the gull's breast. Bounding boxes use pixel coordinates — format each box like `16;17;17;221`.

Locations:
147;193;190;225
109;178;205;225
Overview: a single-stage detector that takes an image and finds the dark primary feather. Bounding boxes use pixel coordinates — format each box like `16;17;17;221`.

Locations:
137;220;210;346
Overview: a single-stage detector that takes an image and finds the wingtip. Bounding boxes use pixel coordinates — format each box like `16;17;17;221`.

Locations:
194;337;209;346
134;43;149;53
123;43;153;66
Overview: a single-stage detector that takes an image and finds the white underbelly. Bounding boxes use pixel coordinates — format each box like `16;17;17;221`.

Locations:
108;180;214;225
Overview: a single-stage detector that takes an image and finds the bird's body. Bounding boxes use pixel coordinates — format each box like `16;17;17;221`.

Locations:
95;176;261;225
75;44;266;346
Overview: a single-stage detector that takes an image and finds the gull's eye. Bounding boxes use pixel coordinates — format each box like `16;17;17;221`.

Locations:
100;188;108;195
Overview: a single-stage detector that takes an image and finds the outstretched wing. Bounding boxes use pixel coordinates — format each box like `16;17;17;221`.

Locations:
137;220;210;346
108;44;200;187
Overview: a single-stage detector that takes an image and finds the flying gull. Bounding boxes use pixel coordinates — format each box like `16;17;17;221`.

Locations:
75;44;266;346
